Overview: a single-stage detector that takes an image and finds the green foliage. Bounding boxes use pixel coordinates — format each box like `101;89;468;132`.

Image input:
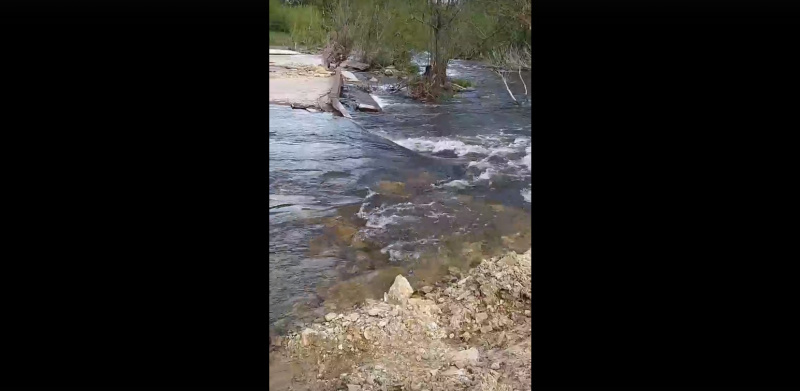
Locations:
269;0;290;32
287;5;326;48
269;0;327;48
450;78;474;88
269;31;293;47
270;0;532;101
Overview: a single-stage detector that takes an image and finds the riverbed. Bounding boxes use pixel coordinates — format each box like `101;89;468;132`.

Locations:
269;59;531;332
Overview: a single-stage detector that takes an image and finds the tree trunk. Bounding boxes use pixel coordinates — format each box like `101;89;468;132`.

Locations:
427;8;447;95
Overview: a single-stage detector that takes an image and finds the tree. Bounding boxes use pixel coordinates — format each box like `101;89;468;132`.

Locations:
410;0;465;96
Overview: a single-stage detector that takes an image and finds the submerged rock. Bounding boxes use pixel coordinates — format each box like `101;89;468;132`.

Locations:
377;181;407;196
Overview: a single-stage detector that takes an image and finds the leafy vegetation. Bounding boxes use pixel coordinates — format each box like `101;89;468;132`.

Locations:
450;78;474;88
269;0;531;101
269;31;293;47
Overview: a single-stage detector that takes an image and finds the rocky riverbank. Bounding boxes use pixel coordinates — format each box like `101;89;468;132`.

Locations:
269;249;531;391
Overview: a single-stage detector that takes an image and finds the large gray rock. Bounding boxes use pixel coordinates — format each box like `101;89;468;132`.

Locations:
387;274;414;304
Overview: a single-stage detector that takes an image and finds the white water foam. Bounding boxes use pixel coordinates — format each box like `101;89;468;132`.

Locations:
394;137;490;157
521;188;531;203
477;168;497;181
521;148;531;172
442;179;471;189
359;202;419;229
370;94;388;108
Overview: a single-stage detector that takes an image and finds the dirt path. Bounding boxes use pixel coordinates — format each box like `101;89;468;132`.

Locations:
269;53;333;109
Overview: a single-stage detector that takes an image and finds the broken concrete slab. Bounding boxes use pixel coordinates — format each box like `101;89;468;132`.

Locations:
357;103;380;112
341;70;359;82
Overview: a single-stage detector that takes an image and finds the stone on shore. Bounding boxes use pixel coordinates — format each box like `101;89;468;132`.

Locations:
449;347;479;368
387;274;414;304
300;328;319;346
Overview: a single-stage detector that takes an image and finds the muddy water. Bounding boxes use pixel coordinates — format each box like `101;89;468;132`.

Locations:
269;59;531;333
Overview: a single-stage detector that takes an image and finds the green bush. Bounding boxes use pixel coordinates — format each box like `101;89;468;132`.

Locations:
269;31;293;47
451;78;474;88
269;0;327;48
405;63;420;74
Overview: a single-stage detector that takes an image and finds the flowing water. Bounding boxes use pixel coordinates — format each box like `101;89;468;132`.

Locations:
269;59;531;332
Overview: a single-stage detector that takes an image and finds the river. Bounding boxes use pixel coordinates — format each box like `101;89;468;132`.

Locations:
269;59;531;332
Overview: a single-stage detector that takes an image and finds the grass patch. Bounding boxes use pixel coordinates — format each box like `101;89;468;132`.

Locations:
269;31;293;47
451;78;474;88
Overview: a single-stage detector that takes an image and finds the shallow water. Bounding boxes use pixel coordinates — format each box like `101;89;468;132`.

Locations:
269;59;531;331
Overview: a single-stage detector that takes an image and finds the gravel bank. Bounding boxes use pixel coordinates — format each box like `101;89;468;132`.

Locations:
269;249;532;391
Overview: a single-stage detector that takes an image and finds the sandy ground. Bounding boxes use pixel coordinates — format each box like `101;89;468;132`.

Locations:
269;53;332;109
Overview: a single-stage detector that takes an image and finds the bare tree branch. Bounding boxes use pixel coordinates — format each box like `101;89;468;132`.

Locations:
518;67;528;97
496;70;519;105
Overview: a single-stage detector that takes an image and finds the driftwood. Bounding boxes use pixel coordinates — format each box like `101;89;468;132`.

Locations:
518;67;528;97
